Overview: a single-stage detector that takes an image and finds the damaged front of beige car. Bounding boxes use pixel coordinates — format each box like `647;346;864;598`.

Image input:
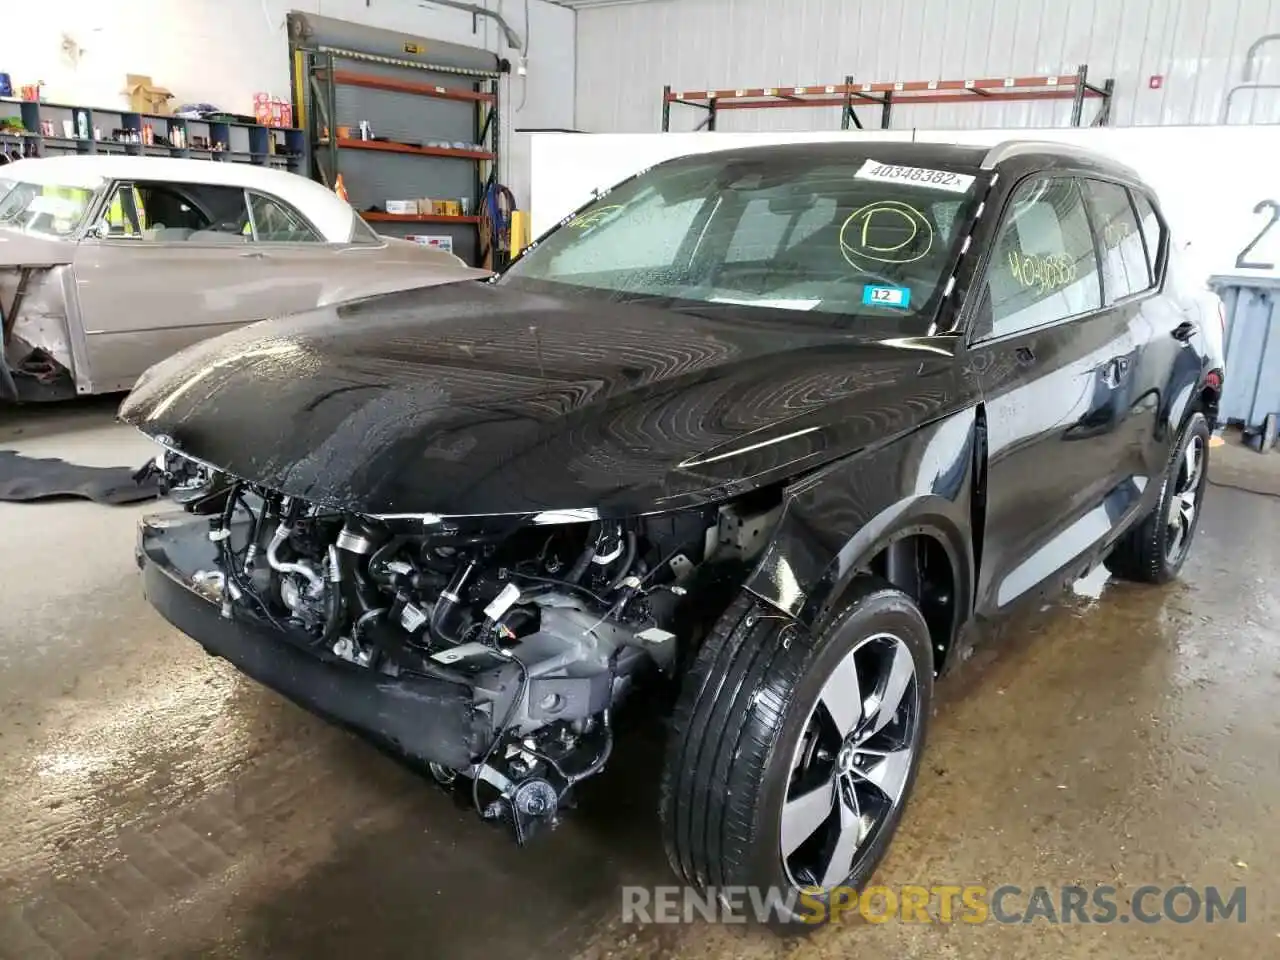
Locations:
0;173;98;402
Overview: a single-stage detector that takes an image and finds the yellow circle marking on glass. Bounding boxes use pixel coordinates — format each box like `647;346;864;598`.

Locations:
860;206;918;252
839;201;934;268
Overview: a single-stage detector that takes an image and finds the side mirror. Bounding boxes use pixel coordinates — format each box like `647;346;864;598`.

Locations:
84;221;107;240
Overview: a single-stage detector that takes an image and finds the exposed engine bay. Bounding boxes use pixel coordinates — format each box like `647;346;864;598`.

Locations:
146;449;776;842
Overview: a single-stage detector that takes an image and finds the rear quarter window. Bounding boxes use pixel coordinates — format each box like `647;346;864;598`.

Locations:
349;213;383;245
1084;179;1152;302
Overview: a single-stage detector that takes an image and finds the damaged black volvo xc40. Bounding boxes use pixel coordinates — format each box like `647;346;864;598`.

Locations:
123;140;1223;913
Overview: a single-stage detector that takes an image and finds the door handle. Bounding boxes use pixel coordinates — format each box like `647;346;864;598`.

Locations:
240;250;268;259
1171;320;1199;343
1014;345;1036;365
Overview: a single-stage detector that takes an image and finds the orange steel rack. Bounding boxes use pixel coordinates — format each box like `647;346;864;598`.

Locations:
661;64;1114;131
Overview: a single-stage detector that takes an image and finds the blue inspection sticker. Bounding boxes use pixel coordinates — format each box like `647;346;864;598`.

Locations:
862;284;912;309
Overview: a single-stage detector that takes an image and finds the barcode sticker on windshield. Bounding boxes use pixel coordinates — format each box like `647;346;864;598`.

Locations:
854;159;975;194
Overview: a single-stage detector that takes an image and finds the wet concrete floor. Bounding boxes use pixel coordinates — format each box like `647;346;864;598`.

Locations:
1;399;1277;959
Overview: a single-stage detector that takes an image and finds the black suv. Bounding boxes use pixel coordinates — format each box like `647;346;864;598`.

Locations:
125;140;1222;914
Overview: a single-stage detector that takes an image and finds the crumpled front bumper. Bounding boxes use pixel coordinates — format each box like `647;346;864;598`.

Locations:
136;512;486;770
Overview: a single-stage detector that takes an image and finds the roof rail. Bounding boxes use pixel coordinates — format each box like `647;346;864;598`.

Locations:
979;139;1142;180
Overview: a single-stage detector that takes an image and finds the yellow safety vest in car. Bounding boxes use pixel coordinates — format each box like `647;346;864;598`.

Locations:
105;186;146;235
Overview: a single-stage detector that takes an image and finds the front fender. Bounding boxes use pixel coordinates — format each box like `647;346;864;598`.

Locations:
745;407;977;639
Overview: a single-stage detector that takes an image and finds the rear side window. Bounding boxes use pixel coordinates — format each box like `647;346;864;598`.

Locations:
101;181;251;243
1084;179;1151;302
983;177;1102;338
249;192;321;242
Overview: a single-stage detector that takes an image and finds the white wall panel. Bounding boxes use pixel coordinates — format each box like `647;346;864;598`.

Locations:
575;0;1280;133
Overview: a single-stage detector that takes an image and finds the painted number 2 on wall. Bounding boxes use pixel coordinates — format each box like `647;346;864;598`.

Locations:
1236;199;1279;270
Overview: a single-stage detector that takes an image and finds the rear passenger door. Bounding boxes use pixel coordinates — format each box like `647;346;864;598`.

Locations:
966;175;1141;614
1078;178;1174;505
1089;183;1202;488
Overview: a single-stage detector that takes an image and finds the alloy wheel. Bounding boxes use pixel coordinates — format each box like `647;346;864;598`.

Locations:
780;632;920;891
1165;434;1205;564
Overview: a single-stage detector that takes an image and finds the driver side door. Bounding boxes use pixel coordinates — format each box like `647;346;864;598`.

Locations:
72;180;278;391
966;175;1141;613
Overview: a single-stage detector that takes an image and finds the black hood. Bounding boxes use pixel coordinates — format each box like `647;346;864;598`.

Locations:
119;281;964;517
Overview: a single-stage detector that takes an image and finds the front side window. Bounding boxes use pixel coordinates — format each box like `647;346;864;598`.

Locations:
249;192;320;242
99;182;250;243
0;178;98;238
502;154;984;324
1085;179;1151;302
983;177;1102;339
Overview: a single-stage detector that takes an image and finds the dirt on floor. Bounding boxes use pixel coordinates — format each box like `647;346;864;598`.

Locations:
1;401;1277;959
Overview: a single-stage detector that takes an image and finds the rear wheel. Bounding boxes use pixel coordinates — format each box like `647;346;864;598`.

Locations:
1106;412;1210;583
659;579;933;927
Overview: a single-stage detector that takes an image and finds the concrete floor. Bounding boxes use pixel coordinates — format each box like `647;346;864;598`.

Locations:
1;399;1278;959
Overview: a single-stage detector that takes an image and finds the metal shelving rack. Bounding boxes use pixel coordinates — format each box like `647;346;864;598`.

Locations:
662;65;1115;131
296;45;500;262
0;96;306;169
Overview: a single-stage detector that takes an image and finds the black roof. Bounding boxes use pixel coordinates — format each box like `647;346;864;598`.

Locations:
662;140;990;171
656;138;1144;184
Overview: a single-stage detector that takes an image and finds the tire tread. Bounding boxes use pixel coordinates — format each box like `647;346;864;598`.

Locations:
660;580;931;900
1106;412;1209;585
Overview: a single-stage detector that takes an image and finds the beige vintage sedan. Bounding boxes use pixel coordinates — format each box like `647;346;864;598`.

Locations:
0;155;488;401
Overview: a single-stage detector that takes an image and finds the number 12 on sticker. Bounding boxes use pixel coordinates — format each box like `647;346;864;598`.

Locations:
863;285;911;308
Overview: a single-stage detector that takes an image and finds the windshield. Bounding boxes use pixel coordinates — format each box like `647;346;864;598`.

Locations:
0;178;99;238
503;153;984;324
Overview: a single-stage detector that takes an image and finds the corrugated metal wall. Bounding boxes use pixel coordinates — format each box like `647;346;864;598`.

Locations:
575;0;1280;132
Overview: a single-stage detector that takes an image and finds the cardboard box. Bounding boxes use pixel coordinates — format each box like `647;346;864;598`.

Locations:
442;200;461;217
386;200;419;215
406;235;454;254
123;74;173;115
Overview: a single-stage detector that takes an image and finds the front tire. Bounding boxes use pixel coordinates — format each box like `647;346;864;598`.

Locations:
1106;411;1210;584
659;579;934;926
